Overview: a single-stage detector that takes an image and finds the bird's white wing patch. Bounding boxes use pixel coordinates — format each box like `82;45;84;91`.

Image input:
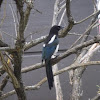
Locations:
43;44;45;47
48;35;56;44
51;44;59;58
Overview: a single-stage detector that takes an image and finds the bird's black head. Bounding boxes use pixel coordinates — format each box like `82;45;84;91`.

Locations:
49;25;63;35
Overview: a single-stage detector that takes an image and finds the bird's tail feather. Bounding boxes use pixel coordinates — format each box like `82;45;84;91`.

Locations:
45;60;54;90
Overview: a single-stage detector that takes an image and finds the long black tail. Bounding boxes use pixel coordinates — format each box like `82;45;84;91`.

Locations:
45;60;54;90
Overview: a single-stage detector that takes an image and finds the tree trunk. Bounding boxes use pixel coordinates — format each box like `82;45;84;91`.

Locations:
53;64;63;100
12;50;27;100
52;0;63;100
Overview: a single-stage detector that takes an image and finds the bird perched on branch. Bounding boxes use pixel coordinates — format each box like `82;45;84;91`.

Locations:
42;25;63;90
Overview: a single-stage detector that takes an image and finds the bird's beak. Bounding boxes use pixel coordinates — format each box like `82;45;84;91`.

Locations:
58;26;64;33
60;26;64;29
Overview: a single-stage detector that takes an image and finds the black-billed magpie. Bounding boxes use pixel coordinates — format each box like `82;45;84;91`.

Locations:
42;25;63;90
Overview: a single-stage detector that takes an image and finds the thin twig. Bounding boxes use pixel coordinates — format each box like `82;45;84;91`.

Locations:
75;10;100;24
1;60;100;99
0;30;16;39
22;36;100;73
91;94;100;100
25;26;49;39
0;75;9;91
0;0;7;28
60;0;65;5
58;3;66;14
9;3;17;36
58;8;66;25
0;52;20;88
68;32;94;38
70;19;98;48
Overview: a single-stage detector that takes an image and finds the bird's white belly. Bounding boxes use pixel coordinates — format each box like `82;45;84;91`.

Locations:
51;44;59;58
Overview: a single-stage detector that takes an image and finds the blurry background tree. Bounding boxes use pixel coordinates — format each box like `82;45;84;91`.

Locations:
0;0;100;100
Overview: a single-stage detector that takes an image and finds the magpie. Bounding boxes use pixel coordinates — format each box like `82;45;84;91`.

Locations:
42;25;63;90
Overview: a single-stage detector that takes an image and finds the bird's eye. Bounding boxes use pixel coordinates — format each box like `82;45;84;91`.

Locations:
57;26;61;30
58;26;61;29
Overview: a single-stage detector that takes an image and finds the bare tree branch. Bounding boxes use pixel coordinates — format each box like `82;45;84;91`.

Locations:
0;75;9;93
24;0;75;51
22;36;100;73
1;60;100;99
0;52;20;88
75;10;100;24
0;0;100;100
91;94;100;100
52;0;64;99
10;1;33;100
0;0;6;28
24;35;47;51
70;19;98;48
23;9;100;51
